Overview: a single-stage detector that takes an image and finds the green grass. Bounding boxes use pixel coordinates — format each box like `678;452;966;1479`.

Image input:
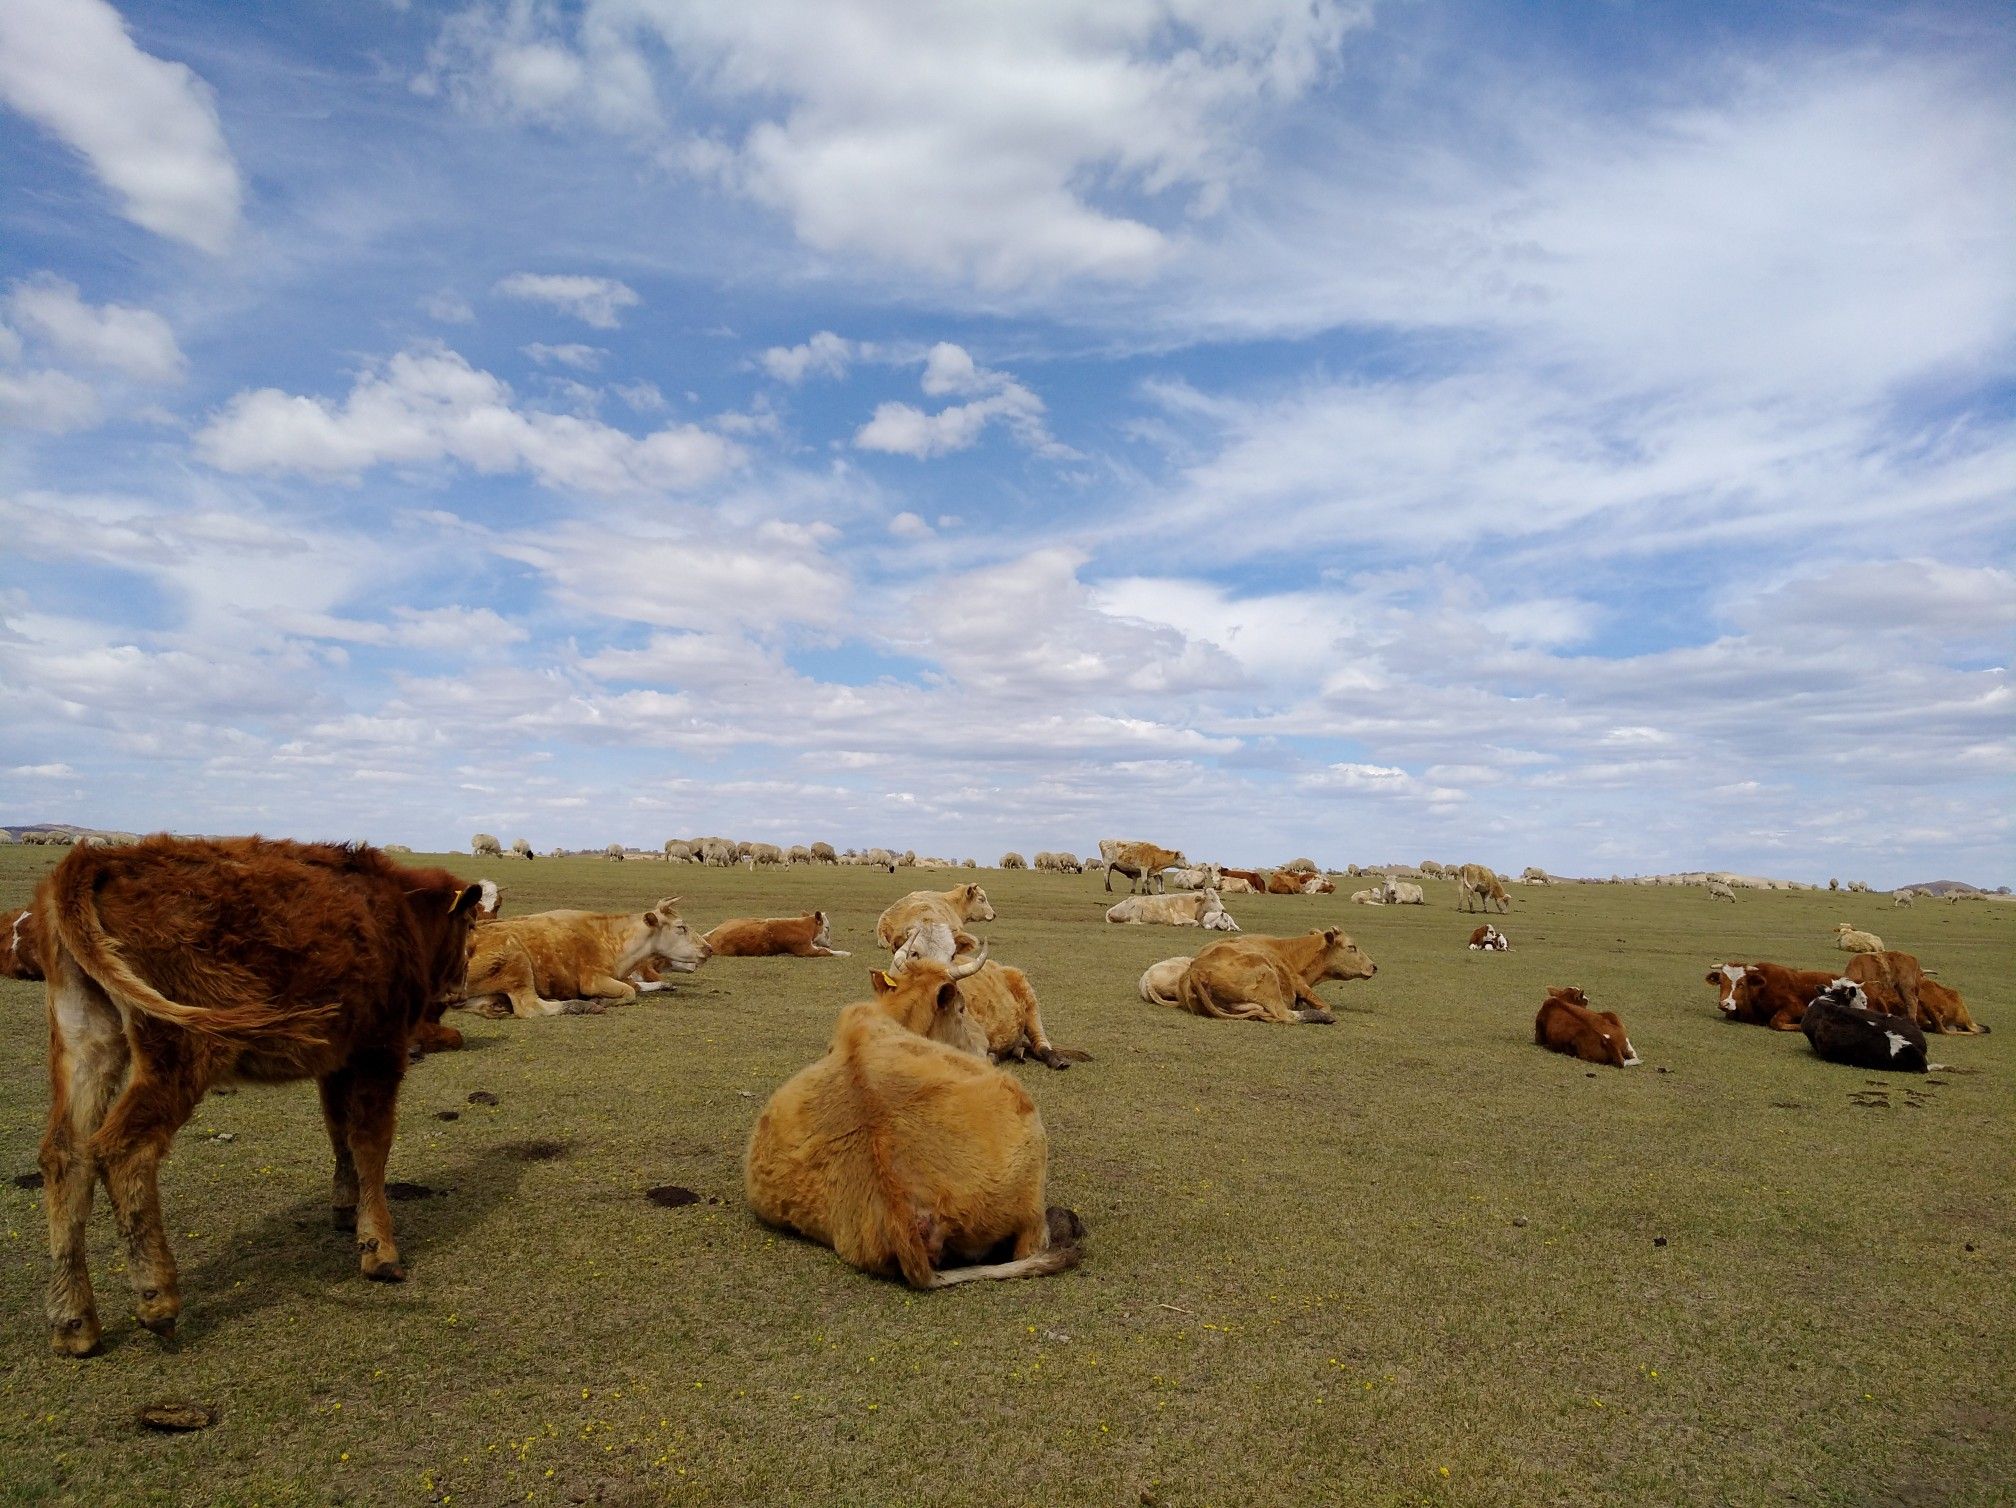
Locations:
1;849;2010;1506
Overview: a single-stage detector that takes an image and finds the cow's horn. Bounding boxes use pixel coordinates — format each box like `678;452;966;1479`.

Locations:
948;943;989;979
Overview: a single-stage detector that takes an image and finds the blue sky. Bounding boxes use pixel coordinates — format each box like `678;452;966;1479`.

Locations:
1;0;2010;884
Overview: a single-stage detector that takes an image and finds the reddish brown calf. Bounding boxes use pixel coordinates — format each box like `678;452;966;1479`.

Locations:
1534;987;1641;1068
35;835;484;1356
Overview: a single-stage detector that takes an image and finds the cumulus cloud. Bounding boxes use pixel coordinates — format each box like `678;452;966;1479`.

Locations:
425;0;1366;288
854;342;1071;459
494;272;640;328
759;331;854;384
4;275;184;382
0;0;242;252
523;341;604;370
0;368;101;432
193;345;742;494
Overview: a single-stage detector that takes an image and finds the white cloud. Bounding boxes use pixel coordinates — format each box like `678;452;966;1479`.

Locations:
494;272;640;328
759;331;854;384
426;0;1366;289
424;290;476;324
523;341;605;370
4;275;184;382
194;345;743;495
0;0;242;253
0;367;101;431
886;511;933;540
6;762;78;778
854;342;1071;459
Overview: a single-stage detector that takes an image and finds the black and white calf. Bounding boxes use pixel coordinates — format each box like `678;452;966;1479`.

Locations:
1801;980;1929;1073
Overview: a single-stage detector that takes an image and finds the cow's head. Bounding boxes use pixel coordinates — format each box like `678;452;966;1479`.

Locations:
1311;927;1376;981
1705;963;1752;1016
809;910;835;950
640;898;710;972
1198;890;1240;931
870;949;989;1055
955;883;996;923
1547;985;1590;1008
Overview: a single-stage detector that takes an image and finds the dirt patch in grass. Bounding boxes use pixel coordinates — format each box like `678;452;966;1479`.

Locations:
503;1139;568;1162
645;1185;702;1208
383;1181;441;1201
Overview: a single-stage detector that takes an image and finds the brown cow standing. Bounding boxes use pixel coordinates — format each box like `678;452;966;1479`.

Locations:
3;904;45;980
35;836;486;1356
1534;987;1640;1067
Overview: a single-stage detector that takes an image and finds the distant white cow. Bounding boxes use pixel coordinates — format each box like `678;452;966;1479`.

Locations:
1105;889;1239;931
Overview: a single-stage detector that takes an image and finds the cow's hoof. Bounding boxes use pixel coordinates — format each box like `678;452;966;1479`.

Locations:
50;1314;101;1358
362;1257;407;1283
1299;1009;1337;1025
331;1204;358;1232
136;1289;180;1336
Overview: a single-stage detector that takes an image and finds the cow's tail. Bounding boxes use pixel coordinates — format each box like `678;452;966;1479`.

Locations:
927;1242;1082;1287
1174;968;1228;1020
1141;971;1182;1009
41;860;337;1046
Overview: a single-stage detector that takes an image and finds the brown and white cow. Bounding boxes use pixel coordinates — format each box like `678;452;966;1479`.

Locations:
1099;839;1186;894
34;835;487;1355
1105;889;1239;931
1468;925;1509;951
450;899;711;1018
1217;867;1267;891
3;904;45;980
891;924;1083;1070
1705;962;1839;1030
743;958;1084;1289
1264;869;1306;895
703;912;850;958
873;884;997;952
1171;928;1377;1024
1534;986;1640;1067
1456;864;1509;914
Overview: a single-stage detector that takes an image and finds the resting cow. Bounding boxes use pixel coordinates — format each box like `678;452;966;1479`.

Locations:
3;905;45;980
451;899;711;1018
1706;961;1839;1030
1171;928;1376;1024
1137;956;1190;1008
1468;925;1509;951
1382;880;1425;905
892;924;1083;1070
1105;889;1239;931
1844;951;1988;1035
1349;889;1384;905
743;959;1084;1289
1099;839;1186;894
1534;986;1640;1067
1801;981;1930;1072
704;912;851;958
1456;864;1510;914
873;883;997;952
34;835;487;1355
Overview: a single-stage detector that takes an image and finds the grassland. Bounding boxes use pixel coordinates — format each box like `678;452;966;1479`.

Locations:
0;847;2010;1507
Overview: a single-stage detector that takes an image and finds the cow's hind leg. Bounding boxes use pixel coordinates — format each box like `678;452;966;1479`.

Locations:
41;961;129;1356
341;1053;410;1281
320;1071;359;1231
92;1060;205;1341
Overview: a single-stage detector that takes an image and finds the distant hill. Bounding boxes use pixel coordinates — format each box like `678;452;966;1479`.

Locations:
1899;880;1985;896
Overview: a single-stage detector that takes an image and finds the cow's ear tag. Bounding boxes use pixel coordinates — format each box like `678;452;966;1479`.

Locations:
880;970;899;988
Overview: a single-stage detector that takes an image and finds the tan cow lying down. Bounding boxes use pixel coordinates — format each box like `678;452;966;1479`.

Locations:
1535;987;1640;1067
744;958;1084;1289
1138;956;1189;1007
1171;929;1377;1024
704;912;850;958
874;884;997;951
1349;889;1384;905
891;925;1086;1069
450;899;711;1018
3;905;45;980
1105;889;1239;931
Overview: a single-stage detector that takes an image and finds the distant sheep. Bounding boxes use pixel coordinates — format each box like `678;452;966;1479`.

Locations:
1706;879;1736;903
1000;852;1027;869
605;844;625;861
1893;890;1915;907
472;833;502;857
1833;922;1883;955
511;838;535;860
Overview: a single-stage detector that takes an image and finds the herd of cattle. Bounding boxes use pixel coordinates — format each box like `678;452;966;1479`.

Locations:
0;832;1993;1357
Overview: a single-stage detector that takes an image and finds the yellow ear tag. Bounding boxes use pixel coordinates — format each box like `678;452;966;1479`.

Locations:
879;970;899;987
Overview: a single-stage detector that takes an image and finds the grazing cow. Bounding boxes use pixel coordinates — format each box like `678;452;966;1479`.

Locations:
1137;956;1190;1008
874;884;998;952
450;900;710;1018
704;912;850;958
1534;986;1640;1068
1468;925;1509;951
4;904;46;980
1350;889;1384;905
472;833;502;857
1707;962;1840;1030
743;958;1083;1289
1165;864;1223;892
1000;852;1027;870
35;836;487;1355
1171;929;1377;1024
1105;889;1240;931
1456;864;1509;914
1845;951;1988;1035
891;925;1081;1070
1801;981;1929;1072
1098;839;1186;894
1706;879;1736;903
1382;880;1426;906
1834;923;1883;954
